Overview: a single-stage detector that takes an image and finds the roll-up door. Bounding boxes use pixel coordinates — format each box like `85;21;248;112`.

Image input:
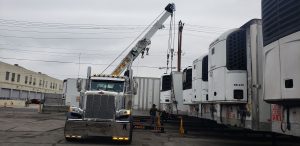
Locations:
20;91;28;99
29;92;36;99
11;90;20;99
0;88;10;99
36;92;42;100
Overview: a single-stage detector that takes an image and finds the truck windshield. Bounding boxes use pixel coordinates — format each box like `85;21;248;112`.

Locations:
91;80;124;92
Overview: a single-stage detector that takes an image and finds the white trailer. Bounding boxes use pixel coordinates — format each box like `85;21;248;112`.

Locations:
160;71;188;115
63;78;86;107
201;19;272;131
160;74;172;104
192;54;212;119
183;67;193;105
208;28;247;103
183;67;200;117
131;77;161;116
262;0;300;136
192;54;208;103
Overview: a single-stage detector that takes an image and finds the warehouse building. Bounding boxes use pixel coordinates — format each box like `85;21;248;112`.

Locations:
0;61;63;101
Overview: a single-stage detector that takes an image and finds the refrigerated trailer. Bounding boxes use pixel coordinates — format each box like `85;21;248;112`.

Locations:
183;67;200;117
262;0;300;136
197;19;272;131
192;54;208;103
192;55;213;120
183;67;193;105
160;71;188;115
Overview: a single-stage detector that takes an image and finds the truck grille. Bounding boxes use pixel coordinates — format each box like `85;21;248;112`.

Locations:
85;94;115;119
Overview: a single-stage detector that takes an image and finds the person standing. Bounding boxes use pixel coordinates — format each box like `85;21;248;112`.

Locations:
150;104;158;125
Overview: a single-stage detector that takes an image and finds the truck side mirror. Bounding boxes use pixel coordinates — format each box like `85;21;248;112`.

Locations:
77;79;82;92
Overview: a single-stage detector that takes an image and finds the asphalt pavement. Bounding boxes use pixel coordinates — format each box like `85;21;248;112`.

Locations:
0;107;299;146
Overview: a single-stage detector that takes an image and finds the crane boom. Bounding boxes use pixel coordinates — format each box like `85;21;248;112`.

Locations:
111;3;175;76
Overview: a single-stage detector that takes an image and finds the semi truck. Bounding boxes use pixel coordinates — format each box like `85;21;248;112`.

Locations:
63;3;175;143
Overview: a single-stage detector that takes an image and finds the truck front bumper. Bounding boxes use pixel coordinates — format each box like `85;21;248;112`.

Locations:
64;120;131;139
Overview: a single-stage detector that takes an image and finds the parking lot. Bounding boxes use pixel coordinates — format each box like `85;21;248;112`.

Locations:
0;107;299;146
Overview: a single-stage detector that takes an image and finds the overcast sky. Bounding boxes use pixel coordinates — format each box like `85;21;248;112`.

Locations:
0;0;261;80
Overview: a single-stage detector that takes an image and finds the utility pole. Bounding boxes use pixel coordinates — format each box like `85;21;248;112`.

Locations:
177;20;184;72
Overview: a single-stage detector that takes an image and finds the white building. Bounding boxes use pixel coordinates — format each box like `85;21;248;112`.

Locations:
0;61;63;100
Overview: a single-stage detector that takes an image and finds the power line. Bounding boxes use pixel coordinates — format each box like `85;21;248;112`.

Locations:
0;18;153;27
0;42;115;52
185;23;230;30
0;28;142;35
0;45;114;56
0;18;231;32
0;34;135;40
0;56;166;69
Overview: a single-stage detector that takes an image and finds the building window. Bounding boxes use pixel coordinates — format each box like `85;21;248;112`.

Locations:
25;76;28;84
11;73;15;82
45;81;48;88
50;82;52;89
29;76;32;84
5;72;10;81
39;80;42;87
17;74;20;82
42;80;45;87
33;78;36;86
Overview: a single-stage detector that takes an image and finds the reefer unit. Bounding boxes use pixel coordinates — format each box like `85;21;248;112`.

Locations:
262;0;300;103
182;67;193;104
160;72;188;115
160;74;172;104
208;28;247;103
262;0;300;137
192;54;208;103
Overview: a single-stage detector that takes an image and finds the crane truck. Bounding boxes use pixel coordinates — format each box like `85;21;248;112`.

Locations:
63;3;175;143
